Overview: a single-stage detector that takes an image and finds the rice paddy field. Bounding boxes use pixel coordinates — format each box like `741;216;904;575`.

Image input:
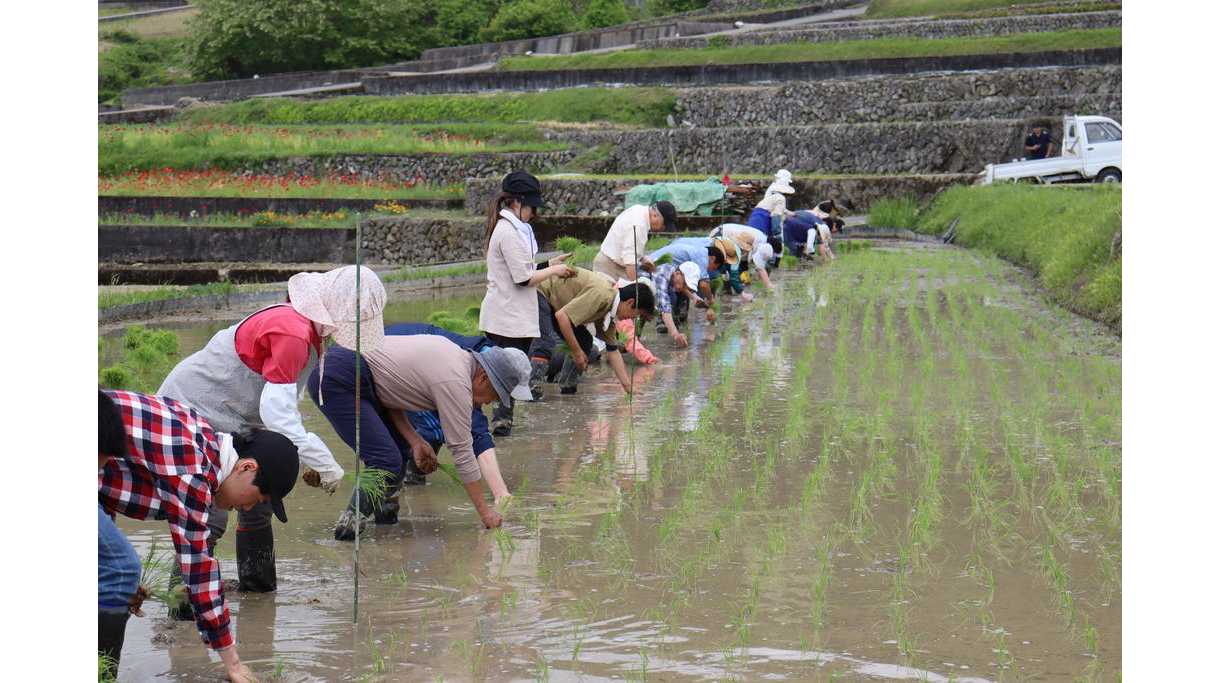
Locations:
104;242;1120;681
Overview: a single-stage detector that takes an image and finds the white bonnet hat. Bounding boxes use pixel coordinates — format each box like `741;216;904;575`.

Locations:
288;265;387;352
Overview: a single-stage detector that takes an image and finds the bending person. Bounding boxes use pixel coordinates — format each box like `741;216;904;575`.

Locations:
157;265;385;601
309;336;533;538
386;322;511;506
594;201;677;281
713;223;777;292
99;390;299;683
530;267;656;395
783;210;835;261
479;170;575;435
651;261;708;349
747;169;796;239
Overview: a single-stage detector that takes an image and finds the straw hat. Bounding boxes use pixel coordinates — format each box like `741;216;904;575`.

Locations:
711;237;740;266
288;265;387;352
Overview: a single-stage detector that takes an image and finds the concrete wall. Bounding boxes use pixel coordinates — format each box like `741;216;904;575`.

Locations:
421;20;732;63
248;151;576;186
99;225;355;264
465;175;976;217
363;48;1120;95
673;65;1122;126
122;69;369;107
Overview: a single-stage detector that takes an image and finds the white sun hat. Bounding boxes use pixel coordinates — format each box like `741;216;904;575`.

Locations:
768;169;795;195
677;261;706;304
288;265;387;353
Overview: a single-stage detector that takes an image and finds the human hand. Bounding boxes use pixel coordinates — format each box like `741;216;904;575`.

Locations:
555;265;577;279
705;308;717;324
481;508;503;529
739;292;755;303
411;440;438;474
572;350;588;372
671;331;688;348
226;663;257;683
127;585;150;617
549;253;570;266
639;257;657;274
301;467;321;488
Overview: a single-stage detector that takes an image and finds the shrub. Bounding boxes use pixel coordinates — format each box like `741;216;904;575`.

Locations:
100;326;182;393
645;0;708;17
98;36;186;104
480;0;576;43
582;0;631;29
185;0;435;80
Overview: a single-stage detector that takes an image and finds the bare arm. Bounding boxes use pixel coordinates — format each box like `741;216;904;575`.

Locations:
595;322;633;393
755;265;775;291
522;264;574;288
476;448;510;504
386;410;437;473
554;310;589;371
662;312;687;347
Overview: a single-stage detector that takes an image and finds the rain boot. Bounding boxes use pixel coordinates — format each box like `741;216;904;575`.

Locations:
374;480;402;525
557;354;580;395
491;400;513;437
529;358;549;399
235;525;276;593
98;608;130;679
334;486;377;542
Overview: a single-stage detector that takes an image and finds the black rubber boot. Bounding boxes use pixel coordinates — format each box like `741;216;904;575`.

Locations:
491;401;514;436
99;608;130;680
529;358;549;399
235;525;277;593
374;481;402;525
557;354;580;395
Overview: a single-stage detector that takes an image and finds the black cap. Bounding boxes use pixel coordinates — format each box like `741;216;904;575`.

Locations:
232;430;299;523
502;170;544;208
654;200;678;231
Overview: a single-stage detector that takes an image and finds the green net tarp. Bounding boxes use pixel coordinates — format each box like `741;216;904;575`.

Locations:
623;178;727;216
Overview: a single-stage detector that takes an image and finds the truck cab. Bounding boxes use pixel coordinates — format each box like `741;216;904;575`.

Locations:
980;115;1122;185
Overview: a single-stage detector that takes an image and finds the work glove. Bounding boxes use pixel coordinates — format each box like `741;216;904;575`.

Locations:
302;467;340;494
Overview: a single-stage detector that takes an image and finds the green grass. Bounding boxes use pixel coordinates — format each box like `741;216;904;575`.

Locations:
98;282;241;310
179;88;677;127
866;0;1088;18
867;196;920;229
915;184;1121;326
99;169;463;199
99;123;567;176
98;325;182;392
498;28;1120;70
100;210;370;229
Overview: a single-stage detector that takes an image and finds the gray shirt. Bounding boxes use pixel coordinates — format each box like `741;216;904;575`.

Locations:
364;336;481;483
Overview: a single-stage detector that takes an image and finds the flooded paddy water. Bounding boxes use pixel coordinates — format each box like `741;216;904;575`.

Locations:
106;244;1120;682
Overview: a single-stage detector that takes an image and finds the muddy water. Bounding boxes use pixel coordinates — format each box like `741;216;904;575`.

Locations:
109;246;1120;682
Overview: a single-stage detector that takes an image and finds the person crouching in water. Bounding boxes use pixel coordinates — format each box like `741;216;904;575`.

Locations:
383;322;514;509
783;210;836;261
309;335;534;538
99;390;299;683
530;267;656;395
156;265;385;602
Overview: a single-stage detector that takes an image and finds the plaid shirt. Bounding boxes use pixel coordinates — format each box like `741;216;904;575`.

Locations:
99;390;233;650
651;263;679;314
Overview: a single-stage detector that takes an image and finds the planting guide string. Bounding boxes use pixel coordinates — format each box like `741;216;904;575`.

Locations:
352;221;362;624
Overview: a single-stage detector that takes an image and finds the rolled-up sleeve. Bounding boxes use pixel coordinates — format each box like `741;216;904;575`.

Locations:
160;475;231;650
433;381;480;483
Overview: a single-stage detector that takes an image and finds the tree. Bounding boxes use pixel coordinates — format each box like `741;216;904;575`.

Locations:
184;0;437;80
435;0;501;46
645;0;708;18
479;0;577;43
581;0;631;29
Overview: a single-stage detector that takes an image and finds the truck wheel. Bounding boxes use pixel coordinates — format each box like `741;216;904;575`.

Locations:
1096;168;1122;184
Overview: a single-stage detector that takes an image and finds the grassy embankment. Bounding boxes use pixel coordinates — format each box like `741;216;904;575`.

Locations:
98;170;462;199
866;0;1117;19
903;184;1121;326
98;8;196;103
178;88;676;127
497;28;1120;70
99;123;569;176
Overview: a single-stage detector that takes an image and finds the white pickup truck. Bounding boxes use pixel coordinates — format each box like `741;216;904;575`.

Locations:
979;115;1122;185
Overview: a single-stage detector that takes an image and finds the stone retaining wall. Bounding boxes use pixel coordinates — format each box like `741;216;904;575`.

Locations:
641;10;1120;49
674;65;1121;126
552;119;1061;175
465;174;975;217
362;216;485;265
362;48;1120;95
98;195;463;218
248;151;575;186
